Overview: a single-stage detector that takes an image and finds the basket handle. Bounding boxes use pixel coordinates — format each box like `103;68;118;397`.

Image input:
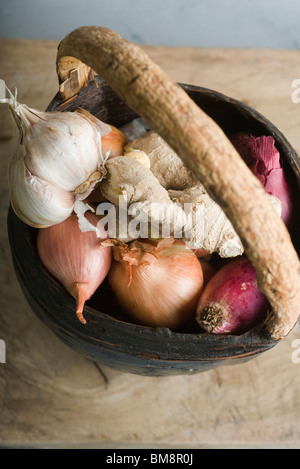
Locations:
56;26;300;340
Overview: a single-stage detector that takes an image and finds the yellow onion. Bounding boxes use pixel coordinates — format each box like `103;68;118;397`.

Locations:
108;238;204;329
101;124;129;158
37;211;112;324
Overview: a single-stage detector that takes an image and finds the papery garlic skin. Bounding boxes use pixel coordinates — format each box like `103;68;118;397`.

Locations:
9;148;75;227
23;108;109;192
2;88;113;228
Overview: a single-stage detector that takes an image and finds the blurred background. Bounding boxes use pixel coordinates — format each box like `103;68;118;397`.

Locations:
1;0;300;49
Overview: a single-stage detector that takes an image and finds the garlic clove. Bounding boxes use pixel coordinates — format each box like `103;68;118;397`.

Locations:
9;149;74;228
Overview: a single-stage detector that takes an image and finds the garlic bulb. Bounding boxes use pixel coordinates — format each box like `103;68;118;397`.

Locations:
1;88;113;229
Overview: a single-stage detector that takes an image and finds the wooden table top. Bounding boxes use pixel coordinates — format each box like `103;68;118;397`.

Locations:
1;37;300;449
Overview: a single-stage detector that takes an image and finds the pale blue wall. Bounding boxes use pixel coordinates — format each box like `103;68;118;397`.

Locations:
0;0;300;49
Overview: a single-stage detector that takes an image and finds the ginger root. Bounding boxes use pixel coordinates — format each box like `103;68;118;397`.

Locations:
100;131;282;257
125;130;198;189
101;155;171;206
168;186;244;257
100;156;187;240
124;131;245;256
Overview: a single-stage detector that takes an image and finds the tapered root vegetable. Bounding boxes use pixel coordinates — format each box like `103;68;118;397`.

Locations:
196;257;269;334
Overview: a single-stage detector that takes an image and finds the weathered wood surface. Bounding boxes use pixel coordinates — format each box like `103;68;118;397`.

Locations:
1;38;300;448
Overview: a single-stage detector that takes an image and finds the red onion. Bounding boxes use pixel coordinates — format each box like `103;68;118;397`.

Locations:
196;257;269;334
230;132;293;225
230;132;255;166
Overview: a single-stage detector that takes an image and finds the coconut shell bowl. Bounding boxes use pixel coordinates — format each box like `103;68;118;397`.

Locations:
7;27;300;376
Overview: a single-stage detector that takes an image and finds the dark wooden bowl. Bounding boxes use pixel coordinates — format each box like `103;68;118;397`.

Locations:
7;71;300;376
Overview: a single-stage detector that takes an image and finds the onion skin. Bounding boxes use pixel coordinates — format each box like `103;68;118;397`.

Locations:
101;125;128;158
249;136;293;226
108;239;204;329
190;247;210;259
37;211;112;324
199;259;216;288
229;132;255;166
196;257;269;335
230;132;293;226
